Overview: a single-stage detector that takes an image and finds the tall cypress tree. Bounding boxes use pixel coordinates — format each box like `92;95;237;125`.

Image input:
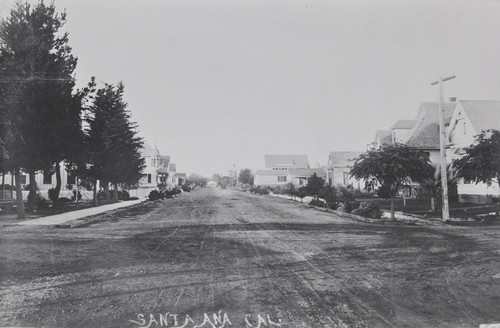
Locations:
0;1;81;215
87;82;144;203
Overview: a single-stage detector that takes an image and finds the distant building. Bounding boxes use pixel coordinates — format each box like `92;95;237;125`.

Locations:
254;155;310;186
172;173;187;186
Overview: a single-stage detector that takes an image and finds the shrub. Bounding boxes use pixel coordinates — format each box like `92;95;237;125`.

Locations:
182;185;192;192
58;197;73;203
48;188;58;202
309;198;326;207
250;186;270;195
351;201;382;219
148;190;161;201
36;193;49;209
118;190;130;200
336;185;356;203
319;185;337;209
343;200;360;213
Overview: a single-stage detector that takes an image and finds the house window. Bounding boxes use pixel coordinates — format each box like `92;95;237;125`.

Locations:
43;171;52;184
343;172;349;185
463;122;466;134
278;176;287;182
148;174;152;184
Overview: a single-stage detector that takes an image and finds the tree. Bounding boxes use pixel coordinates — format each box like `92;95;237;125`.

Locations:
238;168;254;186
453;129;500;190
219;176;231;189
306;173;325;198
86;82;144;203
0;1;81;216
187;173;208;188
349;143;434;220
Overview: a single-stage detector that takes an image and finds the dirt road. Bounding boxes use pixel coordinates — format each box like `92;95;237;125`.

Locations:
1;188;500;328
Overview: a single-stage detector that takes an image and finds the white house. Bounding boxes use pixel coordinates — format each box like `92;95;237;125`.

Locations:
326;151;363;189
254;155;309;186
446;100;500;203
400;102;457;166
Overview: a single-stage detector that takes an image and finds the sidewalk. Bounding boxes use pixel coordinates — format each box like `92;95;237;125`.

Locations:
15;199;144;226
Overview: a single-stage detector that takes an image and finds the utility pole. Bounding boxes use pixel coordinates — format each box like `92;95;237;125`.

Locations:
431;75;455;221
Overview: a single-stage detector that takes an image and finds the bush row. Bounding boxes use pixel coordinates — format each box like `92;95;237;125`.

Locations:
147;188;182;201
250;183;381;219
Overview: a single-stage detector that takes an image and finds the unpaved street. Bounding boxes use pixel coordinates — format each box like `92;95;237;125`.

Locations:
1;188;500;328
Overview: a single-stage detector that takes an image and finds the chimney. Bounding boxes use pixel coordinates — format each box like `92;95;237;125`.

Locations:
449;97;457;102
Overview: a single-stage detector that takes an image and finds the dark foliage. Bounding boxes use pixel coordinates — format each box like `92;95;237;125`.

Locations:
352;201;382;219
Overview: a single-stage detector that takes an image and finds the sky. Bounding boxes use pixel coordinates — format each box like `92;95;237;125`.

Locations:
1;0;500;177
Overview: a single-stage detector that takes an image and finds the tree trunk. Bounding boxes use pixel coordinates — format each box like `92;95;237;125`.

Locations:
430;196;436;212
75;176;79;210
93;177;98;207
14;167;25;220
27;170;37;212
1;173;5;203
54;162;62;208
390;195;395;221
103;180;110;203
113;183;119;202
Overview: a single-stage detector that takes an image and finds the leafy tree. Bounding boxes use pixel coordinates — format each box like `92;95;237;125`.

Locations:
219;176;231;189
350;143;434;220
86;82;144;203
187;173;208;188
238;168;254;186
453;129;500;190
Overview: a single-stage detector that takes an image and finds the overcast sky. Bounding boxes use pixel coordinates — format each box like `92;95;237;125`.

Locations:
2;0;500;177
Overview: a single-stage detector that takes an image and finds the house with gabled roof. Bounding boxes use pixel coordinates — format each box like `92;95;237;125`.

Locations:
391;119;417;143
400;102;457;165
446;100;500;203
326;151;364;189
254;155;310;186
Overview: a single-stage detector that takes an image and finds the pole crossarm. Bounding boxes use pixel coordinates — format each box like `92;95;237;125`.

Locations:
431;75;456;85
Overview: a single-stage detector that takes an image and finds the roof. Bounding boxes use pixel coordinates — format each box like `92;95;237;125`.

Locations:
375;130;392;145
141;144;161;157
264;155;309;169
402;102;457;149
458;100;500;133
289;168;326;179
173;173;186;178
328;151;362;168
391;120;417;130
